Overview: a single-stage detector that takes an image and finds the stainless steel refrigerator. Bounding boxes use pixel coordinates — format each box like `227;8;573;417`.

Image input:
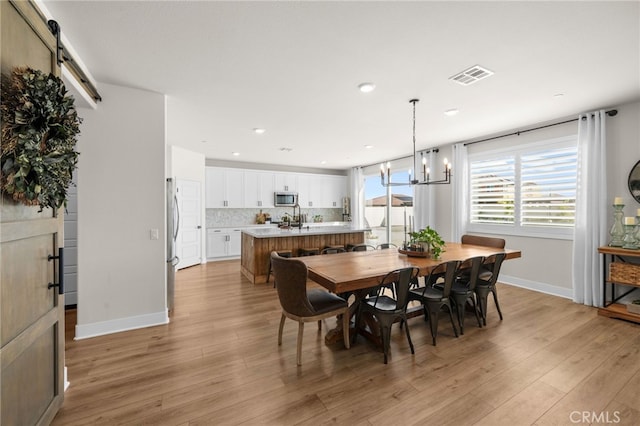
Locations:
166;178;180;313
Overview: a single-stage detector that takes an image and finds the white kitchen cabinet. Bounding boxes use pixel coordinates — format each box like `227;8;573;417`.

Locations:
205;168;244;208
244;170;275;208
274;172;298;193
298;174;346;208
322;175;347;208
207;228;242;259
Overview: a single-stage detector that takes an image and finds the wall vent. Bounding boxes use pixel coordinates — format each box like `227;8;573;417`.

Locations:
449;65;494;86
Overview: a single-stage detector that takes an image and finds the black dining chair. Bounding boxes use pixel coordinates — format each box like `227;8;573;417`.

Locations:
475;253;507;325
321;247;346;254
409;260;461;346
270;252;350;365
449;256;485;334
376;243;398;250
350;244;376;252
352;267;420;364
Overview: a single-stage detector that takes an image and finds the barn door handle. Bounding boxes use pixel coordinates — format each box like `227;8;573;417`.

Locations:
47;247;64;295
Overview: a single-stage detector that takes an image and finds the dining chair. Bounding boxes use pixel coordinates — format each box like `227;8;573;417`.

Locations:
350;244;377;252
460;234;505;280
409;260;461;346
376;243;398;250
321;247;346;254
270;252;350;365
475;252;507;325
352;267;420;364
266;250;292;288
449;256;484;334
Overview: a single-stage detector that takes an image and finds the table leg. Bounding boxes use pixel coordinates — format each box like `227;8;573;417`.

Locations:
324;289;383;349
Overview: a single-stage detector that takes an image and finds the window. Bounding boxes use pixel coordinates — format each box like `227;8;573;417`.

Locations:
363;164;414;247
467;136;577;239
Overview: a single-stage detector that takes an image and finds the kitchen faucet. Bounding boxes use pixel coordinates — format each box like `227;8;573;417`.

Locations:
293;203;302;229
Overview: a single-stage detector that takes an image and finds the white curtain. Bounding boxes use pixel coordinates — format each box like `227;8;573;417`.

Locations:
414;150;435;230
348;167;364;228
572;110;607;307
451;143;468;242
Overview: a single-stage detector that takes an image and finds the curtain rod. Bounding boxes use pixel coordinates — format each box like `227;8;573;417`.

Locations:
463;109;618;147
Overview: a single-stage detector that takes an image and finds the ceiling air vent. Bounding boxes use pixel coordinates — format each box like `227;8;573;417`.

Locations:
449;65;494;86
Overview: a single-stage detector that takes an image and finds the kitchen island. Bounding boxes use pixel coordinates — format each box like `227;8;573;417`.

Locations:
240;224;369;284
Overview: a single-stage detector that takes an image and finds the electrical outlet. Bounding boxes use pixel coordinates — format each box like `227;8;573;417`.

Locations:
150;228;159;240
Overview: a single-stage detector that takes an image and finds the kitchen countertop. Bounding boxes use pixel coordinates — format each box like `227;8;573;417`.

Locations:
242;224;369;238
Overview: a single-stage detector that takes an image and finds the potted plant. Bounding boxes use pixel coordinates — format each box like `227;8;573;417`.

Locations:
408;226;445;259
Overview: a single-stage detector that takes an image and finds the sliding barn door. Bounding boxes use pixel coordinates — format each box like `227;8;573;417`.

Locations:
1;1;66;424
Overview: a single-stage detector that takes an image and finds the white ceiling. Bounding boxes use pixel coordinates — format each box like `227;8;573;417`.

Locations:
42;1;640;171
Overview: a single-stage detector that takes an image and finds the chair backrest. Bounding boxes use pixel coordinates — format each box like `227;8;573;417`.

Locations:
321;247;346;254
420;260;461;297
457;256;485;291
481;252;507;286
376;243;398;250
461;234;505;249
270;252;315;317
351;244;376;252
371;267;419;311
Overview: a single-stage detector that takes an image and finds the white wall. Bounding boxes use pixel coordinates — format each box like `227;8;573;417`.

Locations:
76;83;167;339
168;145;206;263
430;101;640;298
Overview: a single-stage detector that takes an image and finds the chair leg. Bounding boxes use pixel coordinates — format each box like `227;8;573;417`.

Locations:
470;296;482;328
403;316;414;354
278;313;286;346
380;324;390;364
453;295;466;335
425;302;440;346
445;303;459;338
476;287;489;326
318;320;322;331
296;321;304;366
342;311;351;349
491;287;503;320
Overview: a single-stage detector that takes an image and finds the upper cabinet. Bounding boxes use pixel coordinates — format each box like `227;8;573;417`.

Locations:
206;167;346;209
244;170;275;208
205;168;244;208
274;173;298;193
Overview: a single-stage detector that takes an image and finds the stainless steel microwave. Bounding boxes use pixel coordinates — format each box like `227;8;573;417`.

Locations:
274;192;298;207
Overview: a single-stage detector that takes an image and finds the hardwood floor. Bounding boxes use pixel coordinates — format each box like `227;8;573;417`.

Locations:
53;260;640;425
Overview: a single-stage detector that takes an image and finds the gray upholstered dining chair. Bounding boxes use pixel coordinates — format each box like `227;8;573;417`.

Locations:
270;252;350;366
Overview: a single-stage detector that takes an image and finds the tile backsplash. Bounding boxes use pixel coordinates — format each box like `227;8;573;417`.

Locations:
206;208;345;228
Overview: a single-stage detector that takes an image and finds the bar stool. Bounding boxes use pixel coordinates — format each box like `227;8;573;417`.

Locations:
267;250;292;287
298;247;320;256
322;244;345;252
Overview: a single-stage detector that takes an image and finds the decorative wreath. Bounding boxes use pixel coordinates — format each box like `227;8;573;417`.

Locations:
1;67;81;210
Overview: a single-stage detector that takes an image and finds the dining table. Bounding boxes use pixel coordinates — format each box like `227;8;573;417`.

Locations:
296;242;522;345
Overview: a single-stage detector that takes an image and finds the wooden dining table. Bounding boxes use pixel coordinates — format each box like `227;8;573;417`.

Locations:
296;242;522;344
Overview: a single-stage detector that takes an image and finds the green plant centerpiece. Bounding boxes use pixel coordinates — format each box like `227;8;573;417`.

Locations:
1;67;81;210
408;226;446;259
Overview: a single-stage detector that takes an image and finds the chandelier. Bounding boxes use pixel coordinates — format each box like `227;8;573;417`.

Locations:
380;99;452;186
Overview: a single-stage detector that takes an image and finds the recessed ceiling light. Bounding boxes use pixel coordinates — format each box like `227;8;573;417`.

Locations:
253;128;266;134
364;145;373;149
358;82;376;93
320;160;327;165
232;152;240;156
444;108;459;116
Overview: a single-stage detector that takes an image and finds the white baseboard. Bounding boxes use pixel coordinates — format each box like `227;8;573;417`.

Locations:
74;310;169;340
64;366;70;391
500;274;573;299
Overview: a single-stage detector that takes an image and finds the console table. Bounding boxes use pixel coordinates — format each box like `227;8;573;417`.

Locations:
598;246;640;323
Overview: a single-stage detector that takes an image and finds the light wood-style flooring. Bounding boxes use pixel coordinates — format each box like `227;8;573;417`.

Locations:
53;260;640;425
